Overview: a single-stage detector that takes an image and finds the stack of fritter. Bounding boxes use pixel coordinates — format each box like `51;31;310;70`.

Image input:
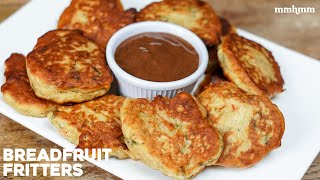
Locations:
1;54;57;117
1;0;286;179
2;0;125;159
1;29;122;158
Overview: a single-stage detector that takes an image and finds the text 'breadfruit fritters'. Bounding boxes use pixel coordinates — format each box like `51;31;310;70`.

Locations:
135;0;222;46
198;81;285;168
58;0;136;49
218;34;284;97
120;92;223;179
26;30;113;104
48;95;128;159
1;53;56;117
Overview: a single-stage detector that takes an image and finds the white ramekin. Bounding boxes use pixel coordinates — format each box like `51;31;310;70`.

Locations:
106;21;208;99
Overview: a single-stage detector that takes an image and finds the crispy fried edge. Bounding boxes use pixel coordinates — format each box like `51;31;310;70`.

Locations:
27;68;109;104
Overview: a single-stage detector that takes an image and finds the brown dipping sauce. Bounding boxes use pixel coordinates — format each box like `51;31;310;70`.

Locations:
115;32;199;82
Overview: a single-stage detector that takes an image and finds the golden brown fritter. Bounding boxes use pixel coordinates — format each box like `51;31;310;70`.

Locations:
1;53;57;117
26;29;113;104
58;0;136;49
198;81;285;168
120;92;223;179
135;0;222;46
48;95;128;159
218;34;284;97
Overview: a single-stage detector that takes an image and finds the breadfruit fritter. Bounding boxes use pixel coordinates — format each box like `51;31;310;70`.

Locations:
198;81;285;168
26;30;113;104
120;92;223;179
217;34;284;97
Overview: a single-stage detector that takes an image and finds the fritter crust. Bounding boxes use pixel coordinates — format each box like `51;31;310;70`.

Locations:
135;0;222;46
120;92;223;179
47;95;128;159
26;29;113;104
198;81;285;168
58;0;136;49
218;34;284;97
1;53;56;117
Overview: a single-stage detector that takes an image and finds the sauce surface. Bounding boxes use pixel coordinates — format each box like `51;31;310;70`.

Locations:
115;32;199;82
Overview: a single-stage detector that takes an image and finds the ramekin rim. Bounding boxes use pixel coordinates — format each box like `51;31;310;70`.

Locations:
106;21;208;90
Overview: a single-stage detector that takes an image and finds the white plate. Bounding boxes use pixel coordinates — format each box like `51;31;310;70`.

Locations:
0;0;319;179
